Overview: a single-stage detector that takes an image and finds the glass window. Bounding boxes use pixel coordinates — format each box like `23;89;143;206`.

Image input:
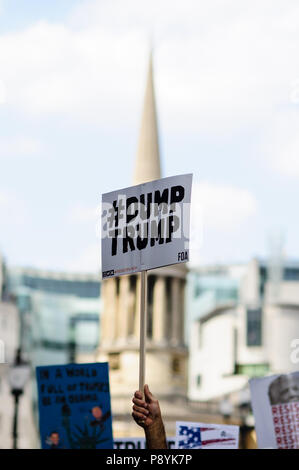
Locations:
246;308;262;346
172;356;181;374
109;353;120;370
284;268;299;281
198;323;202;349
235;363;269;377
23;275;100;298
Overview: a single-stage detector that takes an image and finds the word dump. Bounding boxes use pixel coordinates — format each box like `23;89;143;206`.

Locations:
102;185;185;257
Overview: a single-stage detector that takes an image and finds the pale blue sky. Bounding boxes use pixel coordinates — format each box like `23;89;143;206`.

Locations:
0;0;81;30
0;0;299;272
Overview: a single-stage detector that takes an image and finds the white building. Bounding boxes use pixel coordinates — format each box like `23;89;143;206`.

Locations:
188;258;299;402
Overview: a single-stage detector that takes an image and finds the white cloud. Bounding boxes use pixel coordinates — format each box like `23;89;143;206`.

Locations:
190;182;257;265
66;243;101;273
68;203;100;224
0;0;298;134
0;136;41;158
0;190;27;226
192;182;257;230
0;21;146;127
67;204;101;241
0;0;297;270
263;110;299;179
0;79;6;104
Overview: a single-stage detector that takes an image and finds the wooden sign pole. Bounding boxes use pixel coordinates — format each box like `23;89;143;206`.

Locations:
139;270;148;394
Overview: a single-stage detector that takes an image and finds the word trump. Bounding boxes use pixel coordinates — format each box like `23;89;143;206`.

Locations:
102;185;187;257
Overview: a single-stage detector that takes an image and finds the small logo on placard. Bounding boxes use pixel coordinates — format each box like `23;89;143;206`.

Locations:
178;251;188;262
102;270;115;278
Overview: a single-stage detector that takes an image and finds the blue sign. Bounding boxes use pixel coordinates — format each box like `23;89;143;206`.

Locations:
36;362;113;449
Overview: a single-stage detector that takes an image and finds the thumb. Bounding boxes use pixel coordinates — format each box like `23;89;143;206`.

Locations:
144;384;154;402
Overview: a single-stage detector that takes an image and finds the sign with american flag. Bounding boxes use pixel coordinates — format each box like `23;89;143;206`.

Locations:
176;421;239;449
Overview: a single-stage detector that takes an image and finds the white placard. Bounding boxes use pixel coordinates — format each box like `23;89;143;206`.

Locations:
113;437;177;449
250;372;299;449
101;174;193;279
176;421;239;449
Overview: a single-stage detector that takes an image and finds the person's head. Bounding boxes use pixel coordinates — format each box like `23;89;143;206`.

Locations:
269;373;299;405
91;406;103;420
49;431;60;446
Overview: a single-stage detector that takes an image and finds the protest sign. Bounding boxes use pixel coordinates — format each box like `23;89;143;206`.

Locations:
250;372;299;449
36;362;113;449
113;437;176;449
176;421;239;449
101;174;193;279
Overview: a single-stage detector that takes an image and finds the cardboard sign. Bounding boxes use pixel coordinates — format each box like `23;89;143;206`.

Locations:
36;363;113;449
176;421;239;449
101;174;193;278
250;372;299;449
113;437;176;449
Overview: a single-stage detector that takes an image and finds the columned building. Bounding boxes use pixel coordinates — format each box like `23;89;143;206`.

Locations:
97;54;189;437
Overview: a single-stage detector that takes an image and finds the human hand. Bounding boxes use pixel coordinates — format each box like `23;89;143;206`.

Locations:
132;384;162;429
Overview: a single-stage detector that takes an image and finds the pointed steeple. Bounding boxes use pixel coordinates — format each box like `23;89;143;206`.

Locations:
133;52;161;185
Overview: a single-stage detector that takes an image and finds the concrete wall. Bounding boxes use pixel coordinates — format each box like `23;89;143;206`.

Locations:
189;309;247;400
265;305;299;373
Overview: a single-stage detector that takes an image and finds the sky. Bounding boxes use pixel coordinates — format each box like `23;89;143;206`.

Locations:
0;0;299;273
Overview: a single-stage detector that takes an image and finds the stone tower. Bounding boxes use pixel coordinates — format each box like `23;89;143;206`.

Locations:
98;53;188;437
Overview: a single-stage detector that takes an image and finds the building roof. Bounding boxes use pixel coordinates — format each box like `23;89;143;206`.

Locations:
199;303;236;324
133;52;161;185
9;266;100;282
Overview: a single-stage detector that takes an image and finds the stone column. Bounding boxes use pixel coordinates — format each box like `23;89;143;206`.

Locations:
127;276;137;338
152;276;167;343
171;277;180;346
134;274;141;340
117;276;130;343
179;279;186;345
101;278;118;346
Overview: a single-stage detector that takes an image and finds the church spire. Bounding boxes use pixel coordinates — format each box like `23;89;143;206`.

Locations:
133;52;161;185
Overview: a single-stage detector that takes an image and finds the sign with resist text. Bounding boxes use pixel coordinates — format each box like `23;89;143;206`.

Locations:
250;372;299;449
101;174;193;279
